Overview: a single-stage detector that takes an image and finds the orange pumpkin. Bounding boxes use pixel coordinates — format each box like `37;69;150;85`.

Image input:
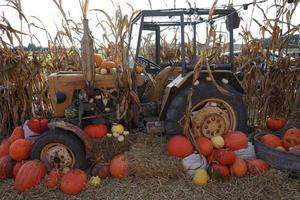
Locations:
110;154;128;179
260;134;282;148
84;124;108;139
283;128;300;149
60;169;87;195
91;162;110;179
13;161;25;178
94;54;103;68
15;160;47;192
0;139;10;157
47;170;61;189
0;155;16;179
196;136;213;157
9;139;32;161
230;157;247;177
208;163;230;181
8;126;24;144
28;117;49;134
208;149;218;163
100;60;117;69
167;135;194;158
224;131;248;151
266;117;287;131
246;159;269;175
216;148;236;165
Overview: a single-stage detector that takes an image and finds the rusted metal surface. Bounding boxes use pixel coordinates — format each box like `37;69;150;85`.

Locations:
48;73;145;117
48;121;93;156
146;66;182;102
191;99;236;138
41;142;75;170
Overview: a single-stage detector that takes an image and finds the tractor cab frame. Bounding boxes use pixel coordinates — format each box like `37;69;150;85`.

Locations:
127;7;241;74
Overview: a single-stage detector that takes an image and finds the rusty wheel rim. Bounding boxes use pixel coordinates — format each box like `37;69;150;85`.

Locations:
41;143;75;170
190;98;237;138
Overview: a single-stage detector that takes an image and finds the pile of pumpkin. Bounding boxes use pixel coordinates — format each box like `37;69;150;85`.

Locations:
0;119;130;195
0;125;128;195
94;54;117;75
261;117;300;153
167;131;269;186
0;126;43;191
0;117;49;164
42;153;128;195
0;118;48;191
94;53;143;75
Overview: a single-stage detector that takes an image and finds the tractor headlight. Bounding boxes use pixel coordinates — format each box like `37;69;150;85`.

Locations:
55;91;67;104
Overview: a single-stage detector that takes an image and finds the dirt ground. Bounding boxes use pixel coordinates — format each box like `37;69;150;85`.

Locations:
0;134;299;200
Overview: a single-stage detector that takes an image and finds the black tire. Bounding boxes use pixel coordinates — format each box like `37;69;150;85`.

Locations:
164;81;247;136
30;128;89;170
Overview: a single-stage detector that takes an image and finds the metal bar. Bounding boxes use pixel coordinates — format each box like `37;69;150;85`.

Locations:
180;13;186;73
143;14;226;27
126;23;134;65
141;8;234;16
193;22;196;57
156;26;160;65
132;12;143;23
229;11;234;71
144;22;182;27
132;15;145;126
143;10;184;17
133;15;144;85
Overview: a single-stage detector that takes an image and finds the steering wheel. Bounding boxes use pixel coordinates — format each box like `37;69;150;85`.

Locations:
137;56;162;74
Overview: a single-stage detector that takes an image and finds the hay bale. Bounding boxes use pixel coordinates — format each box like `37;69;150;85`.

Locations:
90;134;138;163
127;135;185;179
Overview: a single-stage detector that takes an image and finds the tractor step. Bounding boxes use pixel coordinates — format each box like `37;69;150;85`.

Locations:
144;118;164;134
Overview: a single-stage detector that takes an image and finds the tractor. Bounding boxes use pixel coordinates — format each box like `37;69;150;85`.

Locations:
30;7;247;170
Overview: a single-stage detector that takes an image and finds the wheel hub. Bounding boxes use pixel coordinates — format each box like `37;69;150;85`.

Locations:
41;143;75;169
191;105;230;138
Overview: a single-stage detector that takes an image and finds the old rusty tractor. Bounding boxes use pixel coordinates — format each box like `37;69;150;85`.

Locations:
31;8;247;170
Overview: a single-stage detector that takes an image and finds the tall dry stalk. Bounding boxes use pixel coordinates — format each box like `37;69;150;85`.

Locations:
92;4;140;126
237;0;300;127
1;0;300;138
0;0;81;136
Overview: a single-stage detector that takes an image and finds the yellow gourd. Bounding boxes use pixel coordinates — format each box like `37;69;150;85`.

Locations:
89;176;101;187
276;146;286;151
95;68;108;75
193;169;209;186
211;136;224;149
62;167;71;174
111;124;125;134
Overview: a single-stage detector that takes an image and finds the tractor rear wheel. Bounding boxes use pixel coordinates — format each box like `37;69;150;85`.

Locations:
30;129;89;170
164;81;247;137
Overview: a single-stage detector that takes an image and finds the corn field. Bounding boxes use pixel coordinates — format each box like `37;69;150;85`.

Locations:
0;0;300;137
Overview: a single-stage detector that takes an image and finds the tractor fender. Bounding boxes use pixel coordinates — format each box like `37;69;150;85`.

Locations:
48;121;93;156
159;70;245;119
